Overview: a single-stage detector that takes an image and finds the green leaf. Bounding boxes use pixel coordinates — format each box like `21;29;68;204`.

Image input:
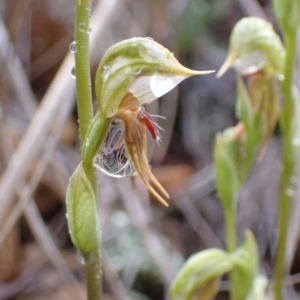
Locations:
214;133;240;210
171;249;233;300
66;163;100;254
232;231;259;300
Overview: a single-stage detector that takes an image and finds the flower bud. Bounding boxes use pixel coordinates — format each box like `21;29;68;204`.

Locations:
218;17;285;78
171;248;233;300
171;231;258;300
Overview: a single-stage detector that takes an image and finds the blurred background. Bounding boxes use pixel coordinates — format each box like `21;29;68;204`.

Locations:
0;0;300;299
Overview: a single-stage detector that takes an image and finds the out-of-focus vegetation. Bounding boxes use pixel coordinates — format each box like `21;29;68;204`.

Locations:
1;0;300;299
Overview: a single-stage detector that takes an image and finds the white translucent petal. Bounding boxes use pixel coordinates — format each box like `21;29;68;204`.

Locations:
94;120;136;178
129;75;186;105
233;50;266;75
150;75;186;97
129;76;155;105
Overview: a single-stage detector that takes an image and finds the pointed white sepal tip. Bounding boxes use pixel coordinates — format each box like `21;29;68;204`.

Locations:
216;56;233;78
197;70;215;74
216;67;227;78
188;69;215;76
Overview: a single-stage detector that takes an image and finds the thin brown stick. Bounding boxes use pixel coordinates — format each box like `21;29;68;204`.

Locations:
173;190;223;248
0;89;73;246
0;46;75;228
24;201;77;284
0;96;76;286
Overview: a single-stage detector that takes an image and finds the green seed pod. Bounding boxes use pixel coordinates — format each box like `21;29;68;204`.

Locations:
218;17;285;78
95;37;214;118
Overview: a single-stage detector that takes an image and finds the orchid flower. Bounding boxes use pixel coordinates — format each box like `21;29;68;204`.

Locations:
217;17;285;78
217;18;285;162
92;37;214;206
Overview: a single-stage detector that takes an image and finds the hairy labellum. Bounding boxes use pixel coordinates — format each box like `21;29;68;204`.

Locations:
94;119;135;178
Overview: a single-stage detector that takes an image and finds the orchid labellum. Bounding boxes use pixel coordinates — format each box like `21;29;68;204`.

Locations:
93;37;214;206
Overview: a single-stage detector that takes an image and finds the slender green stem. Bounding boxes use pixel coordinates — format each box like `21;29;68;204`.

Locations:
225;206;239;300
74;1;102;299
84;252;102;300
225;207;236;254
274;35;297;300
75;0;93;144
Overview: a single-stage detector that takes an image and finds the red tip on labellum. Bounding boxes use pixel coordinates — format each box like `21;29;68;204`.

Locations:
136;107;161;142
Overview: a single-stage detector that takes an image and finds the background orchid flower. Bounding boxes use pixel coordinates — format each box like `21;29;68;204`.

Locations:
216;17;286;180
91;37;214;205
217;17;285;78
